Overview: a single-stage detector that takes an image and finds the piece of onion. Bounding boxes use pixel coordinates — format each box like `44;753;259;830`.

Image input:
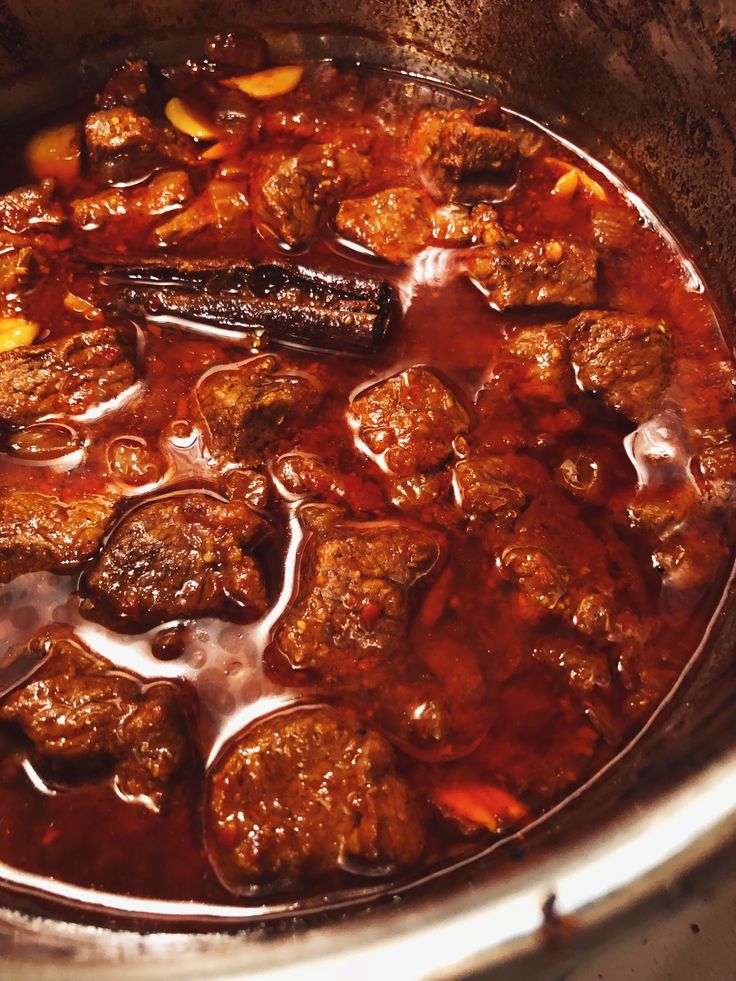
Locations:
220;64;304;100
164;97;220;140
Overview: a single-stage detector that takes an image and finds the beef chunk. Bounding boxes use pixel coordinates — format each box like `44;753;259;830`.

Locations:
204;31;268;70
276;507;439;675
196;354;322;467
84;494;268;626
0;179;65;234
0;327;136;428
97;59;153;109
506;324;575;407
84;107;165;184
0;489;115;583
207;706;426;886
257;143;370;245
532;640;611;694
500;497;622;638
335;188;511;262
431;202;511;247
466;239;598;309
154;180;248;246
0;627;187;807
0;245;32;290
453;454;529;521
388;470;451;512
475;325;581;451
350;367;470;477
272;453;343;500
336;187;433;264
568;310;673;423
71;170;193;229
85;107;157;157
412;108;518;200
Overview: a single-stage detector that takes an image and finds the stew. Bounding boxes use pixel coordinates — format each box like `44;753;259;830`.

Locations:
0;31;733;912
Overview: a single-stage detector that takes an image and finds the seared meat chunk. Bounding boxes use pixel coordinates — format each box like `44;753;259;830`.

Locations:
207;706;426;887
0;489;116;583
0;327;136;428
504;324;575;408
350;367;469;477
0;179;64;234
0;245;33;290
466;239;598;309
336;187;433;264
196;354;322;467
97;58;152;109
568;310;673;423
412;108;518;200
71;171;193;229
277;507;439;675
257;143;370;245
501;497;626;639
453;454;529;522
475;324;580;451
84;494;268;626
204;31;268;70
533;640;611;694
431;202;511;247
0;627;187;807
154;180;248;245
85;107;157;157
336;190;510;263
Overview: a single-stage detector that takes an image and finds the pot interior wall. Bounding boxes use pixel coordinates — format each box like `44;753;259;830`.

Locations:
0;0;734;973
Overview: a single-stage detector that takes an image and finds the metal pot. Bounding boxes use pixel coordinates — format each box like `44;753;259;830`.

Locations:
0;2;734;977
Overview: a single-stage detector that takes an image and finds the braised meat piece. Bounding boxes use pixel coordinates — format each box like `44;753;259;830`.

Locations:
0;179;65;234
0;327;136;428
453;454;529;523
568;310;673;423
350;367;470;477
431;202;511;247
336;191;509;263
277;507;439;675
207;706;426;887
0;627;187;807
0;245;33;290
97;58;153;109
412;108;518;200
85;107;157;158
196;354;323;467
257;143;370;245
475;325;581;451
154;180;248;246
466;239;598;309
71;171;193;229
336;187;433;264
204;31;268;70
84;494;268;626
0;489;116;584
504;324;575;408
500;497;624;639
532;640;612;695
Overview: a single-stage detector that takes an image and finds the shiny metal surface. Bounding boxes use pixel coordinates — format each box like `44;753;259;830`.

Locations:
0;4;734;977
